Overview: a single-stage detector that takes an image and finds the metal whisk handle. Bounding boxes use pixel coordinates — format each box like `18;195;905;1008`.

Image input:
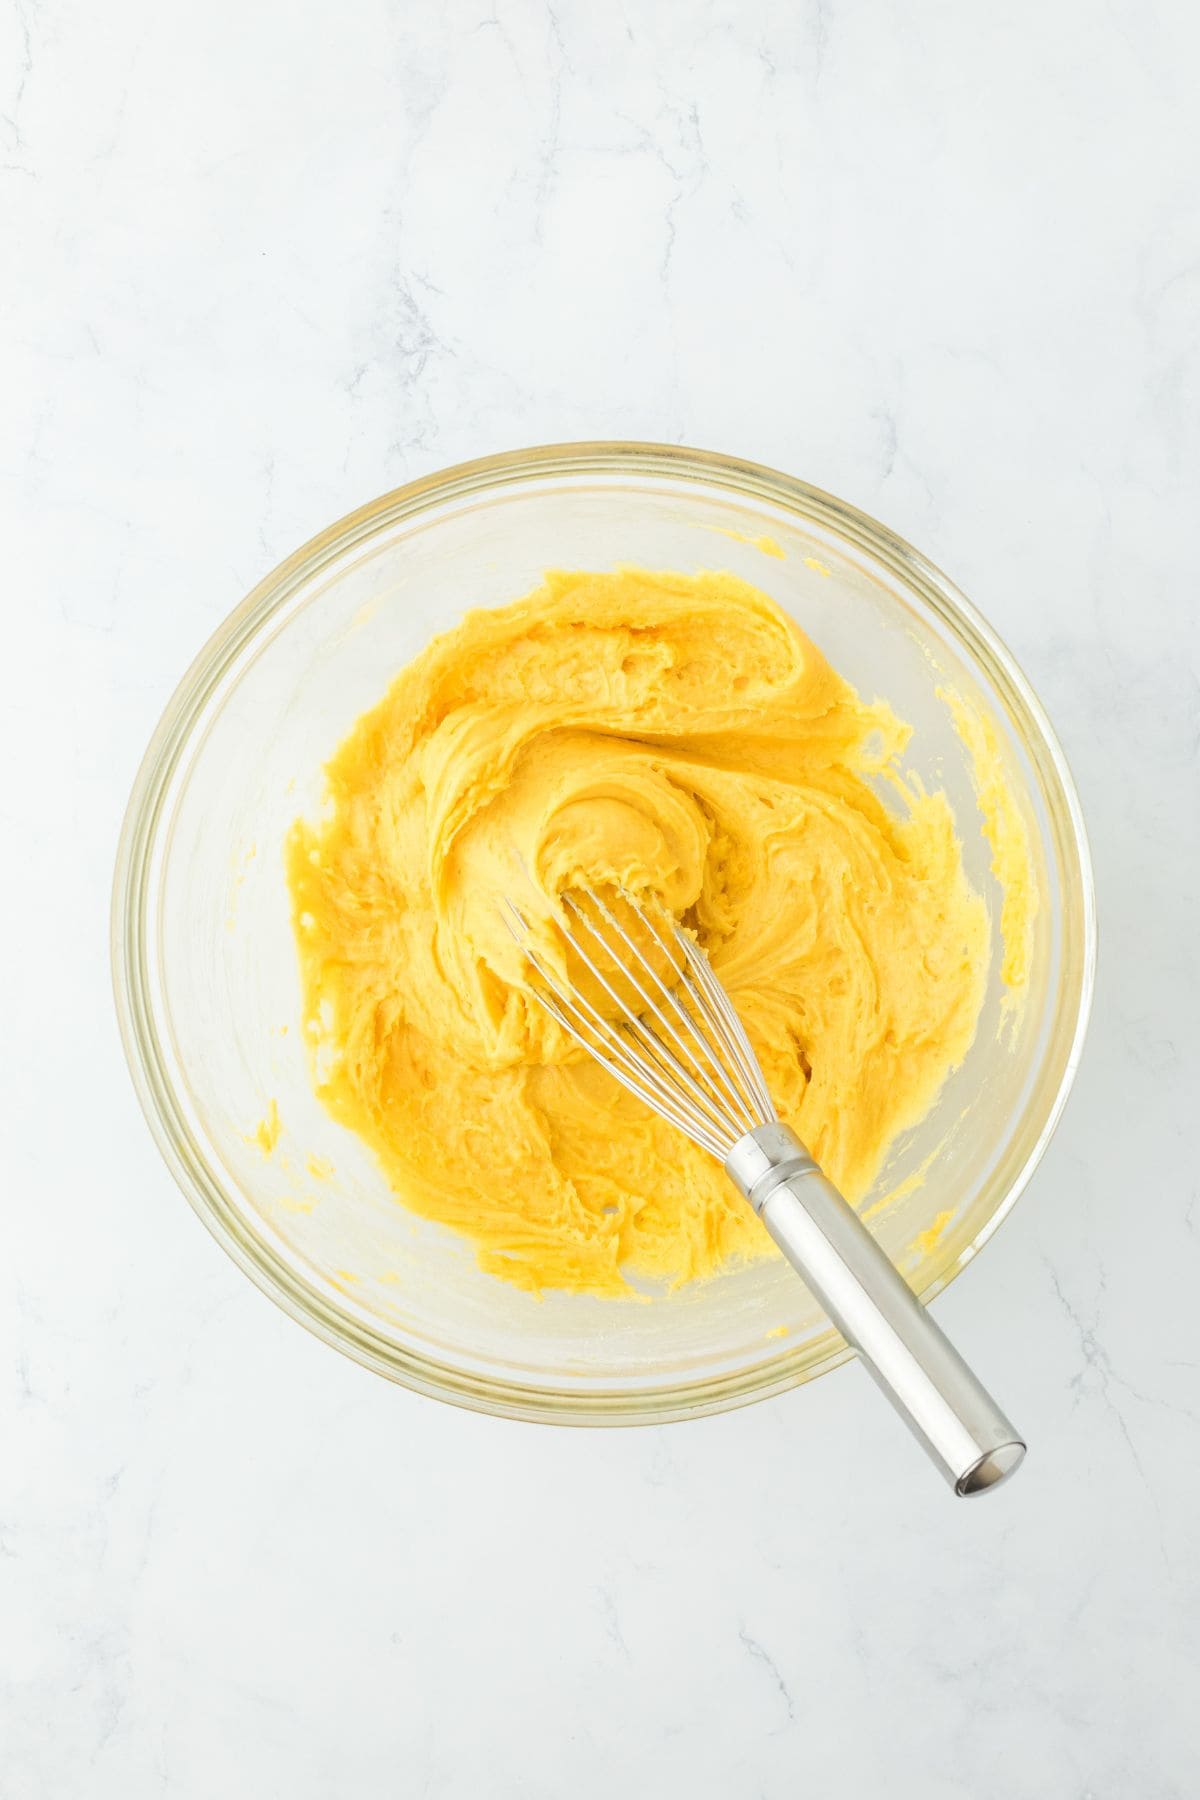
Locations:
725;1124;1026;1496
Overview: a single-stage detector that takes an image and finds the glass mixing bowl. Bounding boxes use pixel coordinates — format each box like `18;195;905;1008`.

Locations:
112;443;1095;1423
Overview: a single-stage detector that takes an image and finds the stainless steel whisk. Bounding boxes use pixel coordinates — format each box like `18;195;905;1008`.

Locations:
504;886;1025;1496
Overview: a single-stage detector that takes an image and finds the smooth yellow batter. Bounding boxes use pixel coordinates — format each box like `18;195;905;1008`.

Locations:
287;567;999;1297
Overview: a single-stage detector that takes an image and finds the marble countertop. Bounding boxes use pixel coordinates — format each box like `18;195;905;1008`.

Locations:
4;0;1198;1794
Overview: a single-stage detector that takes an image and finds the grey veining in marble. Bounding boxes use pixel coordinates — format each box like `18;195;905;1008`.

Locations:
2;1;1198;1795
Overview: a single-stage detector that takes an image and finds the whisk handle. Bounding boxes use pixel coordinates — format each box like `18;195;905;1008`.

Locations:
725;1124;1025;1496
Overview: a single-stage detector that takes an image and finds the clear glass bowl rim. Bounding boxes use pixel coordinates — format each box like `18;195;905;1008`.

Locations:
111;440;1097;1425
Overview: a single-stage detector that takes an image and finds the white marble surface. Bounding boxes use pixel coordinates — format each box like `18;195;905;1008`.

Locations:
4;0;1199;1793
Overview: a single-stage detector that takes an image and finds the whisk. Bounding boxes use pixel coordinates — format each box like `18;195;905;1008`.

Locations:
504;886;1025;1496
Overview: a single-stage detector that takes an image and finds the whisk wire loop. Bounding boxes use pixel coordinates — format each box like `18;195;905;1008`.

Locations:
499;898;729;1155
503;886;773;1158
562;890;760;1140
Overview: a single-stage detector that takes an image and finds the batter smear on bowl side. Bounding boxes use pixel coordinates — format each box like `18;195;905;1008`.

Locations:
286;567;1029;1296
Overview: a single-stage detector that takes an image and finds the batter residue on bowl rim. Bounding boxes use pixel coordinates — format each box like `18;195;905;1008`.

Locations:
286;566;1031;1297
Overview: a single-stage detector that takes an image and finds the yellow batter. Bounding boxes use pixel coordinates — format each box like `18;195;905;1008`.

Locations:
287;567;1000;1297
